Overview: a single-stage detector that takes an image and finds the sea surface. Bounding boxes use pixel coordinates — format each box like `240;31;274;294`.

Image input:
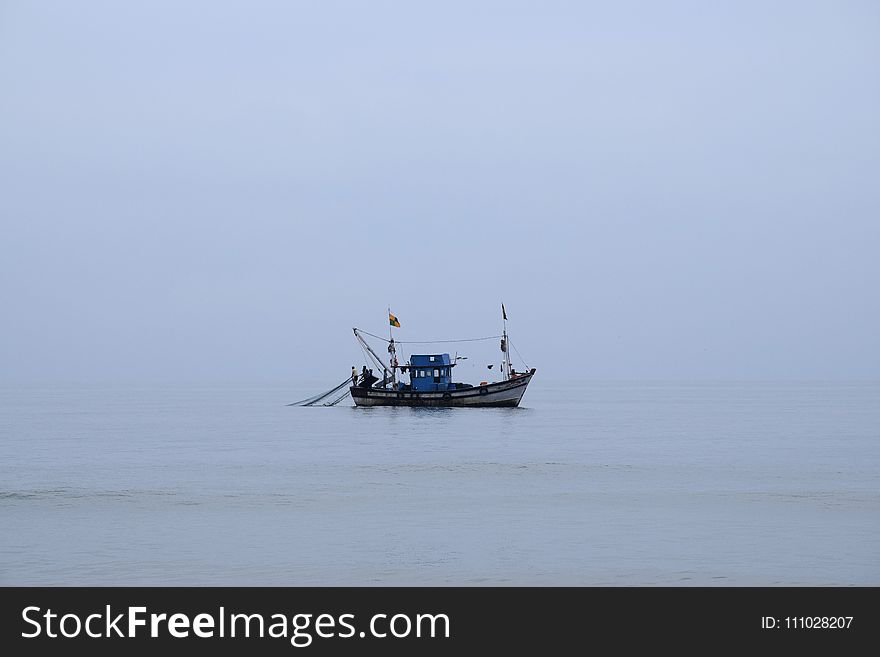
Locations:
1;382;877;586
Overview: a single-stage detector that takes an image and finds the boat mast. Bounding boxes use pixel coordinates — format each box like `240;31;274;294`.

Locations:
501;303;512;380
388;306;397;386
353;328;390;373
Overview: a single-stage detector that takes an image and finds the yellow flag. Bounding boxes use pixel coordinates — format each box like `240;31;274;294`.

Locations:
389;313;401;328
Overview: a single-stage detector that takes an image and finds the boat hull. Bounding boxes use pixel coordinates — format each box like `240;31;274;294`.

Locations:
350;370;535;408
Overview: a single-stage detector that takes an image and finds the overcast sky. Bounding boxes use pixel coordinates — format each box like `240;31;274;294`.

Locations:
1;1;878;383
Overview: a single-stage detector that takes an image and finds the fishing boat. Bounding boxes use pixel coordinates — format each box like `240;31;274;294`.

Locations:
290;305;535;408
350;307;535;408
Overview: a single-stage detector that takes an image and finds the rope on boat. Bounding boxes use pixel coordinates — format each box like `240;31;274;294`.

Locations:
356;329;502;344
289;373;397;407
323;388;354;406
356;328;530;371
287;377;352;406
508;339;530;370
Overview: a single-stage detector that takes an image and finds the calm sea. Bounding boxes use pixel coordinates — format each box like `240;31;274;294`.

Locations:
1;382;877;585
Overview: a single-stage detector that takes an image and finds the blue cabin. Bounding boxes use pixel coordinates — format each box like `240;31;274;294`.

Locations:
408;354;453;392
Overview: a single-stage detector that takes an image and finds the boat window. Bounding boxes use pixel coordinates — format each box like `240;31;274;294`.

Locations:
429;356;435;362
434;369;439;378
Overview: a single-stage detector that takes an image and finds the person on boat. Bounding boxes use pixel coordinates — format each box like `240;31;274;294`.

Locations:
351;366;357;385
361;365;367;382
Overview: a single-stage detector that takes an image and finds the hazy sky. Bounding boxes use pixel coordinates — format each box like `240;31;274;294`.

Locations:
1;1;878;383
